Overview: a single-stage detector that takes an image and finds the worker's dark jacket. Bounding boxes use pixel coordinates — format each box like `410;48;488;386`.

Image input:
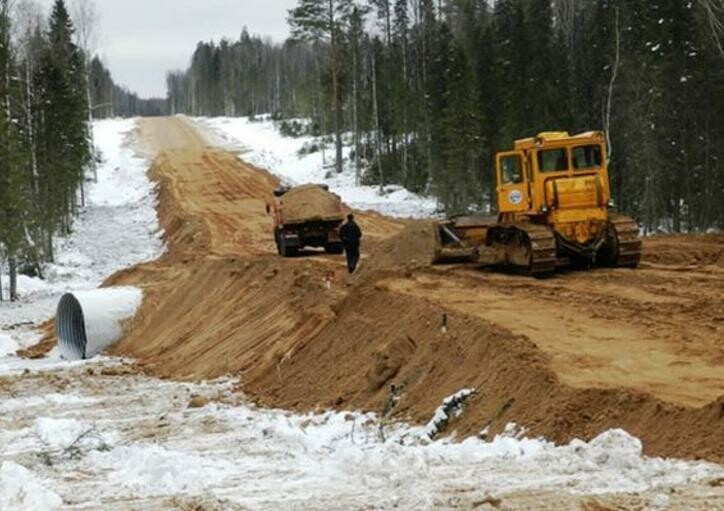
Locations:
340;221;362;249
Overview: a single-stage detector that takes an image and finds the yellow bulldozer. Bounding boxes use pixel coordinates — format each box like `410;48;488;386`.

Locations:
434;131;641;275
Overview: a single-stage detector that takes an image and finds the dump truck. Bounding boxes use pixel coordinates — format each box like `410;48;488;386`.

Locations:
268;184;345;257
435;131;641;275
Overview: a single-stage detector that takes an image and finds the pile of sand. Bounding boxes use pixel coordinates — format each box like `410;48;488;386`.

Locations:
363;220;439;274
279;185;344;225
246;280;724;464
643;234;724;267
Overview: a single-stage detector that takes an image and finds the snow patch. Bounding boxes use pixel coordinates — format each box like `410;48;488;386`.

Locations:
86;445;234;497
0;333;19;358
0;462;62;511
1;393;97;414
652;493;671;508
33;418;95;451
423;388;477;439
1;367;722;506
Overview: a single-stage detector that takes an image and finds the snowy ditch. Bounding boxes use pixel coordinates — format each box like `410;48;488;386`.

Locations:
0;363;722;509
0;118;722;508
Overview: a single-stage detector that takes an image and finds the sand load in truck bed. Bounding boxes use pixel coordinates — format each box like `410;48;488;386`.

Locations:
279;185;345;225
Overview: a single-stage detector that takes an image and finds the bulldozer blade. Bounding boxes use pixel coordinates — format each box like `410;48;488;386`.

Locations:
433;247;477;264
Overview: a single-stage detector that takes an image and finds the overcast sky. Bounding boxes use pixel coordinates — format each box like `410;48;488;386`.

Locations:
37;0;297;98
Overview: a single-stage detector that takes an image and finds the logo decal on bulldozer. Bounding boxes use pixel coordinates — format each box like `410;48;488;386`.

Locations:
509;190;523;205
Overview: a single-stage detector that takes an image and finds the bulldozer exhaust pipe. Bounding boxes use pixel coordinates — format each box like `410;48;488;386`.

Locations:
56;287;142;361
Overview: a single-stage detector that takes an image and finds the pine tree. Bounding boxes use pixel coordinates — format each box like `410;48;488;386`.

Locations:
0;0;158;300
492;0;529;143
289;0;356;174
348;5;367;184
434;25;480;213
475;19;499;204
36;0;91;252
0;0;26;300
392;0;412;188
427;21;452;207
653;0;701;231
418;0;438;185
525;0;557;131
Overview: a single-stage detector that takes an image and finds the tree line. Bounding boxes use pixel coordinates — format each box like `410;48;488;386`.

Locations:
90;56;167;119
166;29;317;119
168;0;724;232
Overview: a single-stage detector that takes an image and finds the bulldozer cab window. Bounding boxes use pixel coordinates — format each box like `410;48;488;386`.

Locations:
538;149;568;172
501;155;524;184
572;145;603;170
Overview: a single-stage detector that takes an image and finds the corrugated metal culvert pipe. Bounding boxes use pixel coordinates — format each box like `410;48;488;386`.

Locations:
56;287;143;361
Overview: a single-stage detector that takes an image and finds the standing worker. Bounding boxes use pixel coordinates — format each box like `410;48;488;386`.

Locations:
340;214;362;273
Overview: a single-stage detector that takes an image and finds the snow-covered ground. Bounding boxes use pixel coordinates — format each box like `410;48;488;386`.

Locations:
1;359;722;510
1;118;723;509
196;116;440;219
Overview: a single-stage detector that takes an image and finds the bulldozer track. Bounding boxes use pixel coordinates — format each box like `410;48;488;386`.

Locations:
515;223;558;275
486;222;558;275
610;214;642;267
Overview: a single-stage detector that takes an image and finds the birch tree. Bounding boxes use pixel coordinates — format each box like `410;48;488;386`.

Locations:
699;0;724;59
70;0;98;179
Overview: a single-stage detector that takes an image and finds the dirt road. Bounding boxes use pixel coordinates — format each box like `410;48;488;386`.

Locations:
93;117;723;464
383;261;724;407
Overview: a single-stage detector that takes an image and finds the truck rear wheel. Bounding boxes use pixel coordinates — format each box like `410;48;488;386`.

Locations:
279;235;298;257
274;228;283;255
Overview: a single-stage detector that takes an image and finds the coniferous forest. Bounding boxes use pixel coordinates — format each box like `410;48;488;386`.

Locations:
0;0;94;301
0;0;161;301
167;0;724;232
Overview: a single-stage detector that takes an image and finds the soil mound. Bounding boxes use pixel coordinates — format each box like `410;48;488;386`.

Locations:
246;282;724;464
111;255;342;381
278;184;344;224
362;220;439;274
643;234;724;267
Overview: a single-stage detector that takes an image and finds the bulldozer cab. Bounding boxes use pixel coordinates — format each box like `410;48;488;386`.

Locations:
435;130;640;273
497;151;530;213
496;131;610;218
